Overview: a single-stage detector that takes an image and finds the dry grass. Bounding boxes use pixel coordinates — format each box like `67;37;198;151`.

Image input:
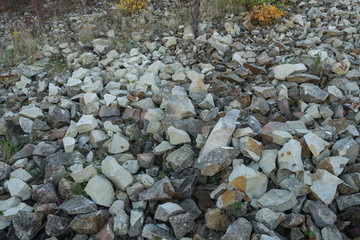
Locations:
0;22;38;68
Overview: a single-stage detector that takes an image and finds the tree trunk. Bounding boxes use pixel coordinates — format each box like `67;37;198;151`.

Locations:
193;0;201;38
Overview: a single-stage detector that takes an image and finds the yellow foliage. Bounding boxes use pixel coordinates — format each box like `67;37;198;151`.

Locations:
246;3;284;25
110;0;148;15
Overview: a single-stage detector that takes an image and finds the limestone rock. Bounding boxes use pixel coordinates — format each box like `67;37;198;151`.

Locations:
229;164;268;201
85;176;115;207
167;126;191;145
220;217;252;240
278;139;304;173
258;189;297;212
310;169;342;205
198;109;240;165
76;115;98;133
102;156;133;191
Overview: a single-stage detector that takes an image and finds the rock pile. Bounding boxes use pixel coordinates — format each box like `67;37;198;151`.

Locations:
1;0;360;239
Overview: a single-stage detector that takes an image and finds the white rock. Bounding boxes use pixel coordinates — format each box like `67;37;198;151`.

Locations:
3;202;33;221
110;200;125;215
16;76;31;90
76;115;98;133
49;83;61;95
259;149;277;177
239;137;264;161
63;137;75;153
278;139;304;173
19;117;33;133
198;109;240;164
0;197;21;212
65;120;78;138
70;165;98;183
102;156;133;191
7;178;32;200
155;202;184;222
167;126;191;145
117;96;130;108
144;108;165;121
303;132;330;163
233;52;246;66
310;169;343;205
72;68;89;80
122;160;139;174
153;141;175;155
19;107;43;119
106;134;130;154
165;37;177;48
104;93;116;106
198;93;215;109
229;164;268;201
140;174;155;188
66;77;82;87
315;156;349;176
107;49;119;59
84;93;99;105
272;131;292;146
85;175;115;207
10;169;32;183
273;63;307;80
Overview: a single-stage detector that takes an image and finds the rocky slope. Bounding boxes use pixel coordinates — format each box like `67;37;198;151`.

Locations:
1;0;360;239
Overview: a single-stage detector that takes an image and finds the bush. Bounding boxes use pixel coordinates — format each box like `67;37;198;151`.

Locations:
246;3;284;25
110;0;148;15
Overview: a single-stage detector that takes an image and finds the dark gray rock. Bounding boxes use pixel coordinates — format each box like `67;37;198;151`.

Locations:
13;211;43;240
169;213;195;239
60;195;98;214
45;214;72;237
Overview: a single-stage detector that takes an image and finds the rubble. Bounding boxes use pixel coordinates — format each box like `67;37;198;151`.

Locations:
1;0;360;238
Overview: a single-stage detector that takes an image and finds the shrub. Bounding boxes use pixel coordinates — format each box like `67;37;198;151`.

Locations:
246;3;284;25
110;0;148;15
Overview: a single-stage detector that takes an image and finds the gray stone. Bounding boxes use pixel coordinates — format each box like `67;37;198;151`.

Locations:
202;147;239;176
138;176;175;201
141;224;176;240
258;189;297;212
32;142;60;156
198;109;239;168
220;217;252;240
229;164;268;201
255;208;286;230
128;209;144;237
70;210;110;234
113;210;129;236
169;213;195;239
13;211;43;240
309;201;337;228
300;83;328;103
167;144;195;172
321;226;343;240
336;193;360;210
160;94;196;119
179;198;202;220
286;73;320;83
32;183;60;204
332;137;359;164
155;202;184;222
60;195;98;214
278;139;304;173
45;215;72;237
